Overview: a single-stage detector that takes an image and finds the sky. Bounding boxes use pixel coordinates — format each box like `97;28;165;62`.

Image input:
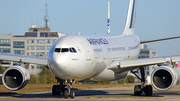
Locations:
0;0;180;57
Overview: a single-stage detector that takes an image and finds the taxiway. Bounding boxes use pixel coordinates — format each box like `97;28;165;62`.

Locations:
0;85;180;101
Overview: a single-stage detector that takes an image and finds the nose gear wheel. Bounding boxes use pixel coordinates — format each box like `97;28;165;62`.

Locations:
52;78;75;98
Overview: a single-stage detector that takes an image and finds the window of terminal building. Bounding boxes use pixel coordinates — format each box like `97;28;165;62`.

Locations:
0;39;11;46
13;50;25;55
48;32;58;37
140;51;149;54
47;39;51;44
27;46;29;50
36;52;45;57
47;46;51;50
27;39;29;44
2;60;11;65
36;39;45;44
31;39;34;44
25;32;37;37
152;52;157;56
31;65;34;69
52;39;56;43
0;48;10;53
27;52;29;55
40;32;48;37
31;46;35;50
36;46;45;50
138;56;149;58
31;52;35;56
13;41;24;48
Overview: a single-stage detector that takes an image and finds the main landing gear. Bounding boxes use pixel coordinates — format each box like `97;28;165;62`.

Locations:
131;67;153;96
52;78;75;98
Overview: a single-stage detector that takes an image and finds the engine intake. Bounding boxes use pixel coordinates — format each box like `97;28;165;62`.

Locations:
151;66;178;91
2;66;30;90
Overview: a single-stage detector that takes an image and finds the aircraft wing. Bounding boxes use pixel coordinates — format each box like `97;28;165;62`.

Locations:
0;53;48;66
140;36;180;44
108;55;180;72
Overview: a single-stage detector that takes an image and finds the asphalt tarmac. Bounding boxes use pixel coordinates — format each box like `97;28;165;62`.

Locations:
1;85;180;101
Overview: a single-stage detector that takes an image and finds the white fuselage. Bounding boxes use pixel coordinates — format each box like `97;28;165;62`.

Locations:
48;34;140;81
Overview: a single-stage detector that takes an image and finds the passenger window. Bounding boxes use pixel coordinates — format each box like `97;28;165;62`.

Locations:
54;48;61;52
61;48;69;52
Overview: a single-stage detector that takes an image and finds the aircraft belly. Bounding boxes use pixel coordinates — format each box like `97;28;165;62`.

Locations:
92;68;128;81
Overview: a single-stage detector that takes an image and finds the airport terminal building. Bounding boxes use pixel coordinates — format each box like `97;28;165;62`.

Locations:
0;27;67;74
0;28;66;58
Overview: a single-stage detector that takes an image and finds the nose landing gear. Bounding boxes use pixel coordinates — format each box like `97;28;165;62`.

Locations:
63;82;75;98
52;78;75;98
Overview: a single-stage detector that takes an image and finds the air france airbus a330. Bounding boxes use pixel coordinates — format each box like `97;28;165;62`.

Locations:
1;0;180;98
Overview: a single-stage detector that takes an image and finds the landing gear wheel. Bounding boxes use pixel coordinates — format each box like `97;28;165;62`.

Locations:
144;85;152;96
52;85;60;95
70;90;75;98
64;89;68;98
134;85;141;96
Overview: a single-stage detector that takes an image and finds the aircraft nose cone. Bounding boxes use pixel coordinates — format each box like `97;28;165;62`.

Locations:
49;52;85;80
51;53;70;75
53;54;65;68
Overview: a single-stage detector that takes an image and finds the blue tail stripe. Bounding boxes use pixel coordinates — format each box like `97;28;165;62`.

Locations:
129;0;135;28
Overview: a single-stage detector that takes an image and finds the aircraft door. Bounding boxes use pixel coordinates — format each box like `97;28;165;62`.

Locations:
123;39;130;59
81;42;91;61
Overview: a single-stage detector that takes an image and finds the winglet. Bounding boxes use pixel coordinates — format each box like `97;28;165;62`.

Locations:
123;0;137;35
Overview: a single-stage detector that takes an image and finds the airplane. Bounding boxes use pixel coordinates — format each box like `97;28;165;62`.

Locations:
1;0;180;99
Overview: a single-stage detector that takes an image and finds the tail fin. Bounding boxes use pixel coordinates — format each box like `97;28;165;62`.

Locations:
123;0;137;35
107;1;110;34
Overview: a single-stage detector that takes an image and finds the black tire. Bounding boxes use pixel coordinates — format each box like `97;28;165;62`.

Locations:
52;85;60;95
134;85;141;96
144;85;153;96
64;89;68;98
70;90;75;98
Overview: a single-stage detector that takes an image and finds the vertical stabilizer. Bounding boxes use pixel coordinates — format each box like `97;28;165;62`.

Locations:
107;1;110;34
123;0;136;35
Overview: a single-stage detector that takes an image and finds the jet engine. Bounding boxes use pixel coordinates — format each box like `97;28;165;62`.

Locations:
2;66;30;90
151;66;178;91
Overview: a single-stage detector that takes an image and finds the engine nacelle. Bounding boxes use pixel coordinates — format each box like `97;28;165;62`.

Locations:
2;66;30;90
151;66;178;91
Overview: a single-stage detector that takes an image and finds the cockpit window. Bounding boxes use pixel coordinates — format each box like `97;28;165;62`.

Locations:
71;48;77;53
70;48;73;53
54;48;61;52
61;48;69;52
69;47;77;53
54;47;77;53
